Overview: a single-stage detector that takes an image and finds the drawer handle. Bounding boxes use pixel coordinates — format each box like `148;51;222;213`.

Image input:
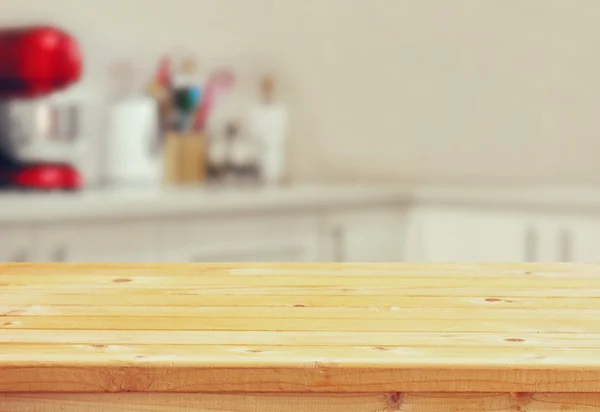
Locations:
53;245;67;262
559;229;572;262
12;250;28;262
525;226;537;262
332;225;345;262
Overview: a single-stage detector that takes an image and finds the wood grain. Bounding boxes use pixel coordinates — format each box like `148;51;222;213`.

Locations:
5;342;600;367
0;314;597;332
7;273;600;288
2;329;600;348
2;291;593;308
2;261;600;278
3;304;600;321
3;392;600;412
1;263;600;393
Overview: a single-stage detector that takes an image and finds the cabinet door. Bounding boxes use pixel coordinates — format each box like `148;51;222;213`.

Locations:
0;226;35;262
531;214;600;262
530;214;568;262
159;213;321;262
410;206;531;262
558;217;600;262
35;220;157;262
322;206;406;262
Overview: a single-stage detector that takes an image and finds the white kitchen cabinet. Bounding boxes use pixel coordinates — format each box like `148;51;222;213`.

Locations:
159;213;321;262
516;213;600;262
0;186;409;263
403;206;600;263
405;205;533;262
320;206;405;262
545;215;600;262
0;226;36;262
34;220;157;262
527;214;576;262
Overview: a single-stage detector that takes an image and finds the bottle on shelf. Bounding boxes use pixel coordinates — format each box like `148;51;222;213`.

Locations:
248;74;288;186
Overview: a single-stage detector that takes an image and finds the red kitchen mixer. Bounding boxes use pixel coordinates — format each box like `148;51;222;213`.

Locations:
0;25;83;190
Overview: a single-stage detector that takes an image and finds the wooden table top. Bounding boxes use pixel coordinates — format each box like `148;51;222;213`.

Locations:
1;262;600;393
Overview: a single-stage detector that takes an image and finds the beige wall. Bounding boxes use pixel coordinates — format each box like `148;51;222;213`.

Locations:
1;0;599;184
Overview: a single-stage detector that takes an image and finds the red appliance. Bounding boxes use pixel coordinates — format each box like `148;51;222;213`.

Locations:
0;25;83;191
0;26;81;98
0;159;81;191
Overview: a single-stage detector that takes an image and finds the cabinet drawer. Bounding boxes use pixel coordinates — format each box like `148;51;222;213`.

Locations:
0;226;35;262
322;206;406;262
408;205;530;262
160;213;321;262
550;216;600;262
35;220;157;262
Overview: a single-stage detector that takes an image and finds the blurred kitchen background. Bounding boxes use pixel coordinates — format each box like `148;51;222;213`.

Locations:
1;0;600;263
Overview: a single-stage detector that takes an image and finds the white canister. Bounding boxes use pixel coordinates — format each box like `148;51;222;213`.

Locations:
248;102;288;185
103;97;162;187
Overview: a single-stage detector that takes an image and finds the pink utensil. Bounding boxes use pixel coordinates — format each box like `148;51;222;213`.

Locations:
156;56;171;88
193;69;235;132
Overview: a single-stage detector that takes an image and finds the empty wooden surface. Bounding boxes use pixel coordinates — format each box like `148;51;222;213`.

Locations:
1;262;600;393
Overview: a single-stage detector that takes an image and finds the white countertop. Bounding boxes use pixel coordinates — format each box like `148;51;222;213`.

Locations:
3;183;600;224
0;184;410;223
411;184;600;211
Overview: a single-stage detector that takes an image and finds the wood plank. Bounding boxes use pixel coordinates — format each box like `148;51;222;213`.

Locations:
4;392;600;412
2;329;600;348
2;362;600;392
0;393;391;412
1;291;597;309
5;284;600;297
4;304;600;321
8;273;600;289
4;342;600;367
2;261;600;278
6;341;600;366
0;314;595;332
3;291;593;308
227;262;600;279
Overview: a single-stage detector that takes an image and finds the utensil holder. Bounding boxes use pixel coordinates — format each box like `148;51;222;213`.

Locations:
163;132;206;185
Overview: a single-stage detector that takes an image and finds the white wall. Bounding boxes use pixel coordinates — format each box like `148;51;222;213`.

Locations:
1;0;600;184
